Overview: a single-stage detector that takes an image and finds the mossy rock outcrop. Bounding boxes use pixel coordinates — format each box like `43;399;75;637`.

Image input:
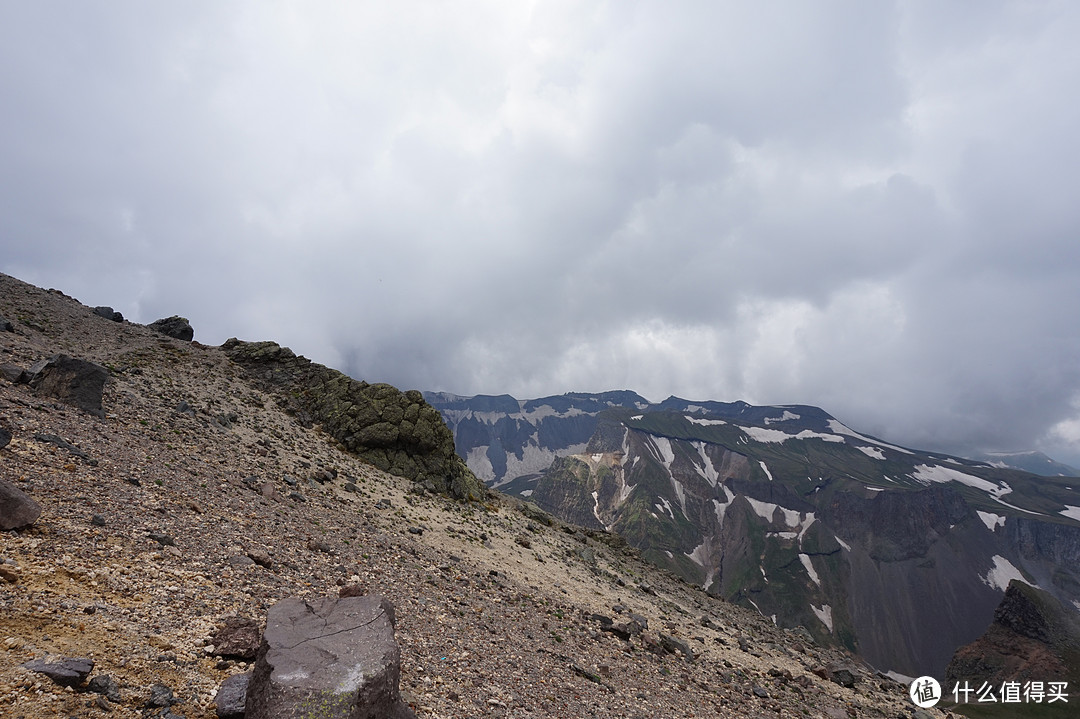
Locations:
221;339;484;501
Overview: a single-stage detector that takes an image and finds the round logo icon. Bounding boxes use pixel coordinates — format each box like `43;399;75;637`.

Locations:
910;676;942;708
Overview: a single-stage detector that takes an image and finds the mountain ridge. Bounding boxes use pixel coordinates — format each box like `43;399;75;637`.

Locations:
428;390;1080;681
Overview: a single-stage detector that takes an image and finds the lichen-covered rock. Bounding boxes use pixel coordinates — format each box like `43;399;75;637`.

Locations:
221;339;484;501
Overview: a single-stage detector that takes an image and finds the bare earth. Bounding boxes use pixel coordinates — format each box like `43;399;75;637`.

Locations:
0;273;941;718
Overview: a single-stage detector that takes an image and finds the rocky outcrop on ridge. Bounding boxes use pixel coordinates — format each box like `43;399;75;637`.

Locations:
222;339;484;502
149;315;195;341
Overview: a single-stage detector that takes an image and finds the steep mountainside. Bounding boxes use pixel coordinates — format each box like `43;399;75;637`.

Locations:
429;393;1080;680
0;272;933;718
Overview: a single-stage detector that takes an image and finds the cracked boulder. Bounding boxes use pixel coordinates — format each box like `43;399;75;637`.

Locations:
245;596;414;719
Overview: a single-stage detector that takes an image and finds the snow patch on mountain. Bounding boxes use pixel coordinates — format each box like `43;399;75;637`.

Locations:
811;604;833;632
492;442;588;487
693;442;721;486
655;496;676;520
977;511;1007;531
982;555;1033;592
742;426;845;444
466;446;495;482
856;446;886;460
671;476;688;515
686;416;727;426
764;410;801;424
745;497;803;528
686;540;716;590
1061;505;1080;522
649;436;676;470
799;553;820;587
912;464;1012;498
759;461;774;481
827;420;914;455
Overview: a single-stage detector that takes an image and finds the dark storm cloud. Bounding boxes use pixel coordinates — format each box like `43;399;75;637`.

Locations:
3;1;1080;465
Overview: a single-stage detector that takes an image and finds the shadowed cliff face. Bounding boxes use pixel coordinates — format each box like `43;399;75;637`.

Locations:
946;580;1080;688
223;339;485;501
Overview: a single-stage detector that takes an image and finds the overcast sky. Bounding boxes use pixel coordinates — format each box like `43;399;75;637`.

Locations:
3;1;1080;465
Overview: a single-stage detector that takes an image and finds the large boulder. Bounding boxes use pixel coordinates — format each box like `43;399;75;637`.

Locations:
222;339;484;501
245;596;414;719
92;306;123;322
150;316;194;341
27;355;109;417
1;477;42;530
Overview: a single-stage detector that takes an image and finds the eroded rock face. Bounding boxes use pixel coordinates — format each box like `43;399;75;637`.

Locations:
221;339;484;501
245;596;415;719
27;354;109;417
0;478;42;530
946;580;1080;687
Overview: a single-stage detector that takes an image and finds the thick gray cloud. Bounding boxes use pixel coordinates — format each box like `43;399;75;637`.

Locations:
3;1;1080;465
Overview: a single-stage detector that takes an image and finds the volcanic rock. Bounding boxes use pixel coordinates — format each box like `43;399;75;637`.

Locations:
27;354;109;417
150;316;194;341
244;596;414;719
0;477;42;530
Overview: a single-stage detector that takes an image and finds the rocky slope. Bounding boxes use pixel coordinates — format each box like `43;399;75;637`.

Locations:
428;394;1080;682
0;272;932;718
947;580;1080;690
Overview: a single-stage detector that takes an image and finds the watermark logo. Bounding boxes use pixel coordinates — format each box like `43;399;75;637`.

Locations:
910;676;941;708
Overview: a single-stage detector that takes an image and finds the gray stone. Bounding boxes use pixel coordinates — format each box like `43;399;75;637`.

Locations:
827;663;858;688
27;355;109;417
87;674;122;702
145;682;177;708
0;363;26;383
22;656;94;687
0;425;10;450
0;478;41;530
216;672;251;719
244;596;414;719
150;316;194;341
0;315;12;332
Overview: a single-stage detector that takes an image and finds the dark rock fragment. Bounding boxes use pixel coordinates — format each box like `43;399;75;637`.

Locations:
216;672;250;719
22;656;94;687
27;355;109;417
33;433;90;460
88;674;122;702
0;478;41;530
93;306;123;322
150;316;194;341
